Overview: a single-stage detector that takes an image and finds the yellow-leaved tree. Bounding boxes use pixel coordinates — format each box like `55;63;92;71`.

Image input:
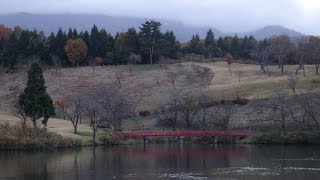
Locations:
64;38;88;66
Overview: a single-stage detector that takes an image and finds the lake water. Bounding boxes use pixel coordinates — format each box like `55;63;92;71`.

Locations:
1;144;320;179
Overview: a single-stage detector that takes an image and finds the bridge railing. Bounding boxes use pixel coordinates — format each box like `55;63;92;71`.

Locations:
112;130;250;138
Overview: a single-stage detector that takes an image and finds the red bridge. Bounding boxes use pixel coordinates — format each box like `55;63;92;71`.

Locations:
112;130;250;138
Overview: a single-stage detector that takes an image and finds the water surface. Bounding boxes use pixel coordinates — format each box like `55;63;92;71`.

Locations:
1;144;320;179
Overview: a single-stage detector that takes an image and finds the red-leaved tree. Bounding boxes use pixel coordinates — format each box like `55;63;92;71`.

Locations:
225;53;233;76
0;24;12;41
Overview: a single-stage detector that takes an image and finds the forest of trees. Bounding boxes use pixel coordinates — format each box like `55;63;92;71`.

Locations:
1;21;320;74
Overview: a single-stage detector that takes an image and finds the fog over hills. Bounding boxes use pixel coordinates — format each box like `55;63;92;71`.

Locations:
0;13;304;41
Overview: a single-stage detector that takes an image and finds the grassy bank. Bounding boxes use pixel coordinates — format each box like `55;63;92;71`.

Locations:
0;123;82;150
248;131;320;144
101;131;320;145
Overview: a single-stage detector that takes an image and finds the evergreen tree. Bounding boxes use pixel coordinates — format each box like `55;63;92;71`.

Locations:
82;30;91;53
19;63;55;128
139;20;162;64
114;32;129;64
160;30;180;59
90;24;100;57
204;29;216;58
72;28;78;39
126;27;140;54
67;28;73;39
188;34;203;55
4;33;18;67
231;35;240;59
54;28;68;65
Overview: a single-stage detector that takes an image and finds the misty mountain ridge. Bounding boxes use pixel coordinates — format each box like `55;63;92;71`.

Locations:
0;13;304;41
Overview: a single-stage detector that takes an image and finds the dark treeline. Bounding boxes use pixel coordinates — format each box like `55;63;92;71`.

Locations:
1;22;320;74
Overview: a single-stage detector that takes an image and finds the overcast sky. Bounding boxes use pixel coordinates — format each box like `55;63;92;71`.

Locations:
1;0;319;35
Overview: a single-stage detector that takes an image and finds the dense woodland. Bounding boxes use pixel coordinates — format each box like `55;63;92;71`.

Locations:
1;21;320;75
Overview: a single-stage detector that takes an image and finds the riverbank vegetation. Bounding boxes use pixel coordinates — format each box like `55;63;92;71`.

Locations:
0;122;81;150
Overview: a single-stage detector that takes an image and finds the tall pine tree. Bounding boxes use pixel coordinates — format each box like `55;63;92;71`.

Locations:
204;29;216;58
139;20;162;64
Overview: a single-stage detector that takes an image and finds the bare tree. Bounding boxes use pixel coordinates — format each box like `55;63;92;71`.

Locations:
82;94;104;144
196;95;216;130
98;89;134;131
293;93;320;130
257;92;293;132
252;41;271;76
128;64;134;76
50;54;63;86
166;71;178;89
192;65;212;86
309;36;320;75
63;96;83;134
235;70;244;83
50;53;61;74
269;35;294;74
87;56;96;75
12;98;28;127
294;37;310;77
115;69;124;87
128;53;141;65
287;75;298;95
158;56;169;72
208;103;235;130
154;92;182;130
180;95;199;129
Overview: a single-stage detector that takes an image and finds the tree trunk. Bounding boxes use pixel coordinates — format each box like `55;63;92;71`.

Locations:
295;64;301;75
149;48;153;64
73;125;78;134
260;64;266;72
93;127;96;145
32;119;37;129
281;114;286;133
228;65;232;76
186;110;190;129
173;111;177;131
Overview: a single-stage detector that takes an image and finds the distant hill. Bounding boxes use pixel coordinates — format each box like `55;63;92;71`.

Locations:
0;13;221;42
0;13;304;41
236;25;304;40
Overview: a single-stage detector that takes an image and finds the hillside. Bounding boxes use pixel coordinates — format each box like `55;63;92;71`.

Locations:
0;13;221;42
237;25;304;40
0;13;304;41
1;61;319;132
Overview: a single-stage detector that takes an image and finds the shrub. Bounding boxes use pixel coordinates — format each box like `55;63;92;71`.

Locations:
139;110;151;117
311;77;320;84
232;97;249;105
250;131;320;144
0;123;77;150
199;100;219;108
99;135;122;145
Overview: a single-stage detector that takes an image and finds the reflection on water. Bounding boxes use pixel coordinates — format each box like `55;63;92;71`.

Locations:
1;144;320;179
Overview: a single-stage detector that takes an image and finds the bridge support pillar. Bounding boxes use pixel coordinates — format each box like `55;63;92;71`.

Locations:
178;136;184;144
210;136;217;144
143;136;148;145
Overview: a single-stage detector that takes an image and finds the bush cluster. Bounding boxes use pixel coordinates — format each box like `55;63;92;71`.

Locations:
199;97;249;108
251;131;320;144
0;123;81;150
138;110;151;117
